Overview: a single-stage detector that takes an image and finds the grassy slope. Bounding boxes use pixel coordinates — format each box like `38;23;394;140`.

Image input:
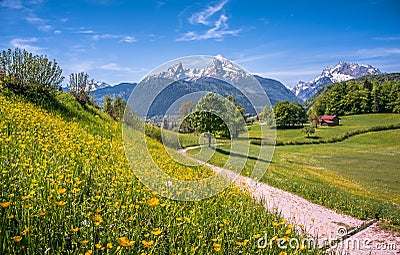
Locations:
188;114;400;230
0;91;316;254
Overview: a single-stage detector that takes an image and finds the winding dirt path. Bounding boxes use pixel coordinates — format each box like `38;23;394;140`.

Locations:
180;145;400;254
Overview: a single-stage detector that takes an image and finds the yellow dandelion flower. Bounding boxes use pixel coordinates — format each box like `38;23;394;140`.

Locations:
213;243;221;251
7;215;14;219
22;227;29;235
95;243;102;249
197;235;203;239
81;240;89;245
141;240;154;248
38;212;46;216
55;201;67;206
57;188;66;195
106;243;113;249
14;236;23;243
147;197;159;206
118;237;134;247
71;227;79;233
92;215;103;225
279;252;287;255
152;228;162;236
85;250;92;255
285;229;291;235
0;201;11;208
253;234;261;239
21;195;30;201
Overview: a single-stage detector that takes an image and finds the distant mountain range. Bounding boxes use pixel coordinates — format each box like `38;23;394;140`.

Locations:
291;61;381;101
92;59;382;115
93;55;299;114
92;82;137;105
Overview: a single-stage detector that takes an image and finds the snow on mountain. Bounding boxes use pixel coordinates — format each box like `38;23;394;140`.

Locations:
292;61;381;101
92;81;111;91
144;55;250;83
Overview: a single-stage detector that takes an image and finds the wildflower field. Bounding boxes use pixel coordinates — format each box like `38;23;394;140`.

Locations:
0;92;318;254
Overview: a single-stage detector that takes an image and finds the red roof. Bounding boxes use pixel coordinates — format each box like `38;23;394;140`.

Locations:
321;115;337;120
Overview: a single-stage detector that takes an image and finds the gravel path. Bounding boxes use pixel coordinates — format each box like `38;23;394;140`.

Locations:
180;145;400;254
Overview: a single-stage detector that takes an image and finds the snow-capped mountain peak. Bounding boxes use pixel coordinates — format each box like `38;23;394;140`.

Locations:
145;55;250;83
292;61;381;101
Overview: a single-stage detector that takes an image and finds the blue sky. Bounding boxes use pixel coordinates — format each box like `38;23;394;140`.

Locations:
1;0;399;87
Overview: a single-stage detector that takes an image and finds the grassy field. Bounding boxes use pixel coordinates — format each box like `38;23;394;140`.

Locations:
188;114;400;230
248;114;400;145
0;92;317;254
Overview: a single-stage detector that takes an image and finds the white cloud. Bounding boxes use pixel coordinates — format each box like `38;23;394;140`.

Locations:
189;0;228;25
373;36;400;41
356;48;400;58
90;33;136;43
76;30;95;34
92;34;119;40
234;52;286;64
1;0;23;9
156;1;165;8
39;25;53;31
121;36;136;43
25;16;44;23
101;63;131;72
54;30;62;35
178;14;240;41
100;63;148;73
10;38;43;53
178;0;240;41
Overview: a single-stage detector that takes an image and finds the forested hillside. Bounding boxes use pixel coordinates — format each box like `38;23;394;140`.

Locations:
308;73;400;116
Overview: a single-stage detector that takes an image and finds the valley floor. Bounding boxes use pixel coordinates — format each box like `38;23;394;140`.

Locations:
181;144;400;255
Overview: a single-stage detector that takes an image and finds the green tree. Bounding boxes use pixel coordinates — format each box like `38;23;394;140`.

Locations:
113;96;126;120
0;48;64;96
274;101;306;127
102;95;113;115
190;93;246;146
177;100;196;133
68;72;94;105
102;95;127;120
302;126;315;138
260;105;275;126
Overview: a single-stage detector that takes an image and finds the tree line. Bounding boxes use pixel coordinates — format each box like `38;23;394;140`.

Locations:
260;100;306;127
309;79;400;116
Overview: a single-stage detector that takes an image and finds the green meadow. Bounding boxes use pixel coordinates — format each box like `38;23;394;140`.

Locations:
187;114;400;230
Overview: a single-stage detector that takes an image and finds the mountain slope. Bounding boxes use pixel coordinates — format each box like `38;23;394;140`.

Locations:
92;82;137;105
254;75;300;105
292;61;381;101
